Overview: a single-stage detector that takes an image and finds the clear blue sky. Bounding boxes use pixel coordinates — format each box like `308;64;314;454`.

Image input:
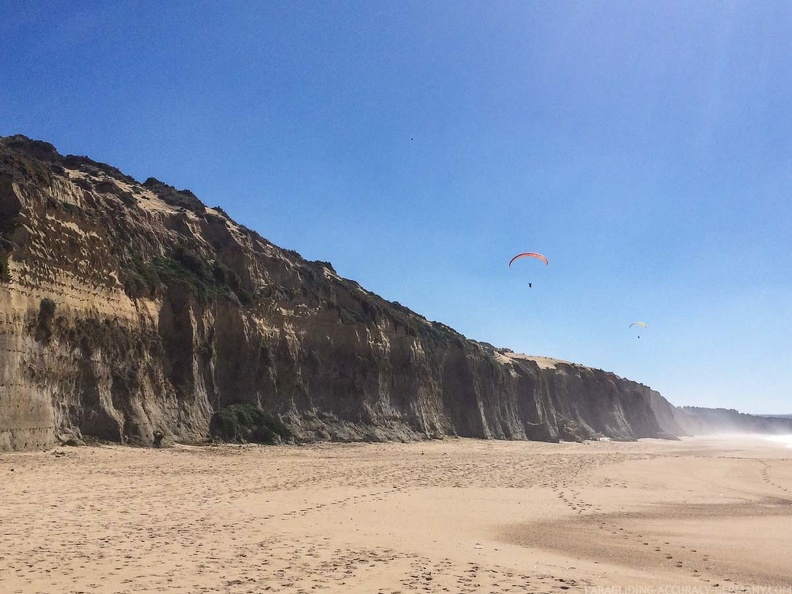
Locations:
2;1;791;413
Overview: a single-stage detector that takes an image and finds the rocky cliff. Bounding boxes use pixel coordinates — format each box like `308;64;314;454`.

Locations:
673;407;792;436
0;135;681;450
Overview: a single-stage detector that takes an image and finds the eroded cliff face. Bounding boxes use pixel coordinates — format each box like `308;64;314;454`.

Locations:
0;135;681;450
672;407;792;436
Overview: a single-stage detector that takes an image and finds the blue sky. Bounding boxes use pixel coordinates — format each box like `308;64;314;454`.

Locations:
2;1;791;413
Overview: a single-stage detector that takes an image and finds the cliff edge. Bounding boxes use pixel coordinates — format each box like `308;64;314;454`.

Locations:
0;135;680;450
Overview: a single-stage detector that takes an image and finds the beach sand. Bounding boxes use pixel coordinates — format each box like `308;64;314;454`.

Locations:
1;436;790;593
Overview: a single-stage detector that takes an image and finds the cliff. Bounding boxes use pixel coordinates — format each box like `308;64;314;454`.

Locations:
1;135;681;450
673;407;792;436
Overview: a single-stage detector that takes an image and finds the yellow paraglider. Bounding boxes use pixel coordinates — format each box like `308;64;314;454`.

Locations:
630;321;648;339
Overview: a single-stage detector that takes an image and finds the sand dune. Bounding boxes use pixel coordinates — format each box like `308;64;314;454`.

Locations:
1;436;790;593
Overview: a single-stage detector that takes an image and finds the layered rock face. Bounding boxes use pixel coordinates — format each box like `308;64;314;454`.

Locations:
1;135;681;450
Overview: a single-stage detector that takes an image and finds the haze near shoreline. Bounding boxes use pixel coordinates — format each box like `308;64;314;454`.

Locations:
2;435;791;593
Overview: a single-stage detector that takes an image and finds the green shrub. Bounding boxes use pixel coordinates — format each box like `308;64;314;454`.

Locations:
0;254;10;282
209;404;290;445
153;249;215;303
34;298;57;344
40;297;56;318
173;245;209;278
121;247;254;305
211;261;253;305
157;249;252;305
121;257;161;299
60;202;84;216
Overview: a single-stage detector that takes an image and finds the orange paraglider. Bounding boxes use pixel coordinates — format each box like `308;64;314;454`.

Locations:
508;252;549;267
509;252;548;288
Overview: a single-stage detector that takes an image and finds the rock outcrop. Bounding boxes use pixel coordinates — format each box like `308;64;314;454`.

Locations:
1;135;682;450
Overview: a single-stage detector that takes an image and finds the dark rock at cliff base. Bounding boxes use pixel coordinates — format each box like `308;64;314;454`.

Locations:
0;134;682;451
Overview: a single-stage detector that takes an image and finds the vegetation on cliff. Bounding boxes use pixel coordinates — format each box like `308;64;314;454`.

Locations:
121;247;253;305
209;404;292;444
0;253;9;283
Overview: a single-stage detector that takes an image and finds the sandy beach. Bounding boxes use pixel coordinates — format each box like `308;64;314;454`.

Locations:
1;436;790;594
